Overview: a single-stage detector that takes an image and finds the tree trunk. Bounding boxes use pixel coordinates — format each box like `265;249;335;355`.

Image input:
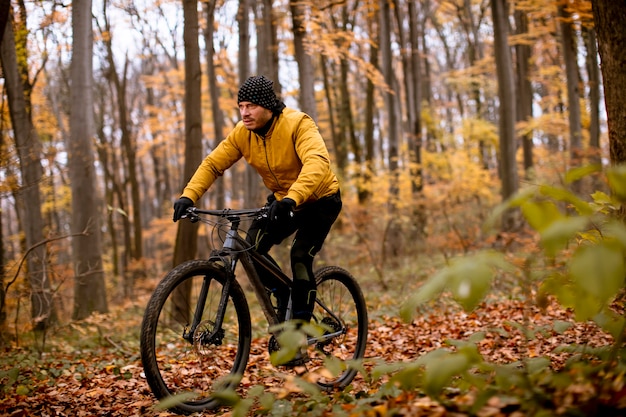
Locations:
583;26;600;156
361;8;379;204
69;0;108;319
558;2;583;169
290;0;317;120
407;0;423;195
492;0;520;230
238;0;250;206
591;0;626;165
0;170;5;343
514;7;534;176
205;0;225;209
379;0;402;259
100;2;143;293
173;0;202;267
1;11;56;331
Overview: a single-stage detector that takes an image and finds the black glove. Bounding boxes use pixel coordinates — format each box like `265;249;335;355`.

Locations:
267;198;296;242
173;197;194;222
269;198;295;224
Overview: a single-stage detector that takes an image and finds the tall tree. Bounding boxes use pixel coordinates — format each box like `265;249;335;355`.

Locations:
513;6;534;175
591;0;626;165
204;0;225;209
0;8;53;330
69;0;108;319
492;0;519;229
173;0;202;267
360;1;379;204
100;0;143;263
407;0;424;196
379;0;402;258
582;25;600;159
290;0;318;119
558;1;583;168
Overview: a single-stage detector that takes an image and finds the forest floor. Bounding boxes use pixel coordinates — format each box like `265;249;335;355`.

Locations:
0;290;619;416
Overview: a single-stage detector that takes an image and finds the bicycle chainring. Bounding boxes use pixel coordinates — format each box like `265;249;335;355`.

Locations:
316;316;343;348
268;335;281;354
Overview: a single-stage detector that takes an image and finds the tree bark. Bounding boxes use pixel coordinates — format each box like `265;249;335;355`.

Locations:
205;0;225;209
514;7;534;175
379;0;402;260
100;1;143;295
558;3;583;167
582;26;600;155
492;0;520;230
173;0;202;267
290;0;317;120
0;12;54;330
591;0;626;165
69;0;108;319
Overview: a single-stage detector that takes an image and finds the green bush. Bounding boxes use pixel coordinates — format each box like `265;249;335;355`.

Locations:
398;163;626;414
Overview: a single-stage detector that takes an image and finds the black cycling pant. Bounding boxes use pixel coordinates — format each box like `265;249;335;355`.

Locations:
245;190;342;321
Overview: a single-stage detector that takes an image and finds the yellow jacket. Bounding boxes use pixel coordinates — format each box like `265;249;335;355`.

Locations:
181;108;339;207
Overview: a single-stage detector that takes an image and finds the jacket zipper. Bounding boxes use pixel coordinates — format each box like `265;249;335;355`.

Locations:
262;137;282;190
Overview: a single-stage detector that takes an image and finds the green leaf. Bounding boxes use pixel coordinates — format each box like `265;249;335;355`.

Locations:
468;331;486;343
322;355;345;377
484;187;536;231
400;271;447;321
603;220;626;248
593;310;626;339
540;216;589;257
232;398;253;417
402;251;511;318
448;261;493;311
538;184;593;216
590;190;614;206
607;164;626;202
564;164;602;185
423;352;471;397
270;328;306;366
210;388;241;406
246;385;266;398
15;384;30;396
570;242;625;306
525;357;551;375
520;200;563;232
553;320;572;334
370;362;406;381
389;361;423;390
293;377;322;396
154;392;200;411
258;392;276;411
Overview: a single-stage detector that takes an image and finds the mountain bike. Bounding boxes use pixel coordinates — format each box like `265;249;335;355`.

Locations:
140;206;368;414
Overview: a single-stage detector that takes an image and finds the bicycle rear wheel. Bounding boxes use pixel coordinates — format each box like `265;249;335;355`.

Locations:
308;265;368;390
140;259;251;414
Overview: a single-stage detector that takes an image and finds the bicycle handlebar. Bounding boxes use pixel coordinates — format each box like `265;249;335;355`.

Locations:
181;206;268;223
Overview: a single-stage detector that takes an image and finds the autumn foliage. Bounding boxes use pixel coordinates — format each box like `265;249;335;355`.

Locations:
2;0;626;415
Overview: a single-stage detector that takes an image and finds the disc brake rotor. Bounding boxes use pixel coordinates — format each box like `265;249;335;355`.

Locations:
193;320;224;356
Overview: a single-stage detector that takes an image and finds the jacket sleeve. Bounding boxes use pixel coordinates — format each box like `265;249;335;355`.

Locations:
181;130;244;203
285;115;332;205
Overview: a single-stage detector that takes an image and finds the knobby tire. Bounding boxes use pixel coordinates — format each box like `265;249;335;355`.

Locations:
140;260;251;414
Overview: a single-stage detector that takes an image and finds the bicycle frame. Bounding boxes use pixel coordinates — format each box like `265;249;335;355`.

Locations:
186;207;346;345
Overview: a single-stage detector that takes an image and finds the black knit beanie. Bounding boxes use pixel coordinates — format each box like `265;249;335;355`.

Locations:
237;75;279;110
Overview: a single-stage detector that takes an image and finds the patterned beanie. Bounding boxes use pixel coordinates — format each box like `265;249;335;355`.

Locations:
237;75;278;110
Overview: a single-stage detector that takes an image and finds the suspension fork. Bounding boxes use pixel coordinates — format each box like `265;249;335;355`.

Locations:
185;222;241;343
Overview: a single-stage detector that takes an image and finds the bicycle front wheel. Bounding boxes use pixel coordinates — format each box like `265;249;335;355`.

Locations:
309;265;368;390
140;259;252;414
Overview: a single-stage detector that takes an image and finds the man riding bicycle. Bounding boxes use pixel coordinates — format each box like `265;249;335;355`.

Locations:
173;75;342;325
